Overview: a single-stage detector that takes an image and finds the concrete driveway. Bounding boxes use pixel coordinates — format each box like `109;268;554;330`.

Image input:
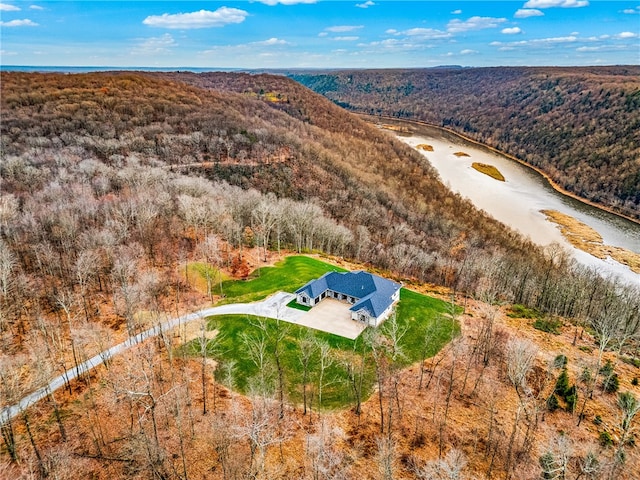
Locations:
292;299;367;340
1;291;364;425
255;293;366;340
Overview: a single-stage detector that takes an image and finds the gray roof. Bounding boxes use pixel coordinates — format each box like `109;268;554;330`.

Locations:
295;271;401;318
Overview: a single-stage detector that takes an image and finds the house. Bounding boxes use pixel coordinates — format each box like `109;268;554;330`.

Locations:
295;271;401;327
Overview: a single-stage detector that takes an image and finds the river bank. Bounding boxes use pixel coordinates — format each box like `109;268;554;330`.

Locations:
375;117;640;284
365;115;640;226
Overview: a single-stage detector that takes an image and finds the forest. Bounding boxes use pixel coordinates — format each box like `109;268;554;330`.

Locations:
290;66;640;221
0;71;638;479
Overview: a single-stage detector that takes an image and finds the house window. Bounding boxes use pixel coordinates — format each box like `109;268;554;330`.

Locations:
301;296;307;304
359;314;367;322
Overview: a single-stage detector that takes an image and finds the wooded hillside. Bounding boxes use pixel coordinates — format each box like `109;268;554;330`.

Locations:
290;66;640;220
1;72;638;480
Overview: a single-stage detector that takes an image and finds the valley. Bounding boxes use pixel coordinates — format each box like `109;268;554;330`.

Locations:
291;66;640;221
0;71;638;480
379;117;640;284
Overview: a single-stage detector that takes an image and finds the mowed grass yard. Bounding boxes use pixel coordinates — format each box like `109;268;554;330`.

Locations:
188;255;458;410
217;255;347;304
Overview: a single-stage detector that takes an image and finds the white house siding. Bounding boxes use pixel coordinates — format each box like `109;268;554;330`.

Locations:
297;278;402;328
296;293;310;305
371;299;400;327
351;309;371;324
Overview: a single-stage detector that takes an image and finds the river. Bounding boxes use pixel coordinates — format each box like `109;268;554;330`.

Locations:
387;121;640;285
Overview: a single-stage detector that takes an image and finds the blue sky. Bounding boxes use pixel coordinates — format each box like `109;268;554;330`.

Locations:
1;1;638;68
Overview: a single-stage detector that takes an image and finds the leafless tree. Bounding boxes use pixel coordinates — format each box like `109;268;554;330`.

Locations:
611;391;640;475
305;416;349;480
416;448;469;480
299;331;317;416
252;194;279;262
539;433;573;480
376;435;397;480
194;318;223;415
504;337;538;478
315;338;334;409
196;234;223;300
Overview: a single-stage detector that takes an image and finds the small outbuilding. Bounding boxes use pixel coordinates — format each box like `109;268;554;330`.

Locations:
295;271;401;327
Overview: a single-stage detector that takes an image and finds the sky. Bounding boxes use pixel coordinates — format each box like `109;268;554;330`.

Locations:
1;1;639;68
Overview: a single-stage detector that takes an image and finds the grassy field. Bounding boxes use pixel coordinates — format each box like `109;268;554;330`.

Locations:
187;256;458;410
218;255;346;304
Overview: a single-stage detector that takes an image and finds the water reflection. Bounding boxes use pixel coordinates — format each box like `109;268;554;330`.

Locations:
390;122;640;284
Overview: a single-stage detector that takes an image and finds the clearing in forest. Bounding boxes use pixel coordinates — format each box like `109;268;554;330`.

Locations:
185;255;458;409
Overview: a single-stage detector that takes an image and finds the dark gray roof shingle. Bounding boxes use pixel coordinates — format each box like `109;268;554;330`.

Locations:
296;271;400;318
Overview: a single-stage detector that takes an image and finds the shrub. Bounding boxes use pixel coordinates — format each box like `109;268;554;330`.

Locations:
533;317;563;335
579;345;593;353
621;356;640;368
593;415;602;425
555;368;570;396
599;359;615;377
554;354;568;369
539;452;556;479
632;377;639;386
602;373;619;394
508;304;541;319
599;431;613;447
546;394;559;412
565;385;578;412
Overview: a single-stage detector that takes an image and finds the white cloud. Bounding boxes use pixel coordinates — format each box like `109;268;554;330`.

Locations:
460;49;477;54
253;37;290;45
491;35;578;49
385;29;397;34
143;8;248;29
334;36;359;41
502;27;522;34
0;49;17;56
403;27;452;39
0;19;38;27
356;1;375;8
325;25;363;33
532;35;578;43
0;3;19;11
29;4;44;10
447;16;507;33
451;9;462;14
359;38;420;52
523;0;588;8
318;32;328;37
514;8;544;18
617;31;638;39
257;0;316;4
131;34;177;55
622;6;640;14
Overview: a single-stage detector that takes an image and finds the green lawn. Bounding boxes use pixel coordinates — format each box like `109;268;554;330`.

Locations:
217;255;346;304
187;256;458;410
286;299;312;311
